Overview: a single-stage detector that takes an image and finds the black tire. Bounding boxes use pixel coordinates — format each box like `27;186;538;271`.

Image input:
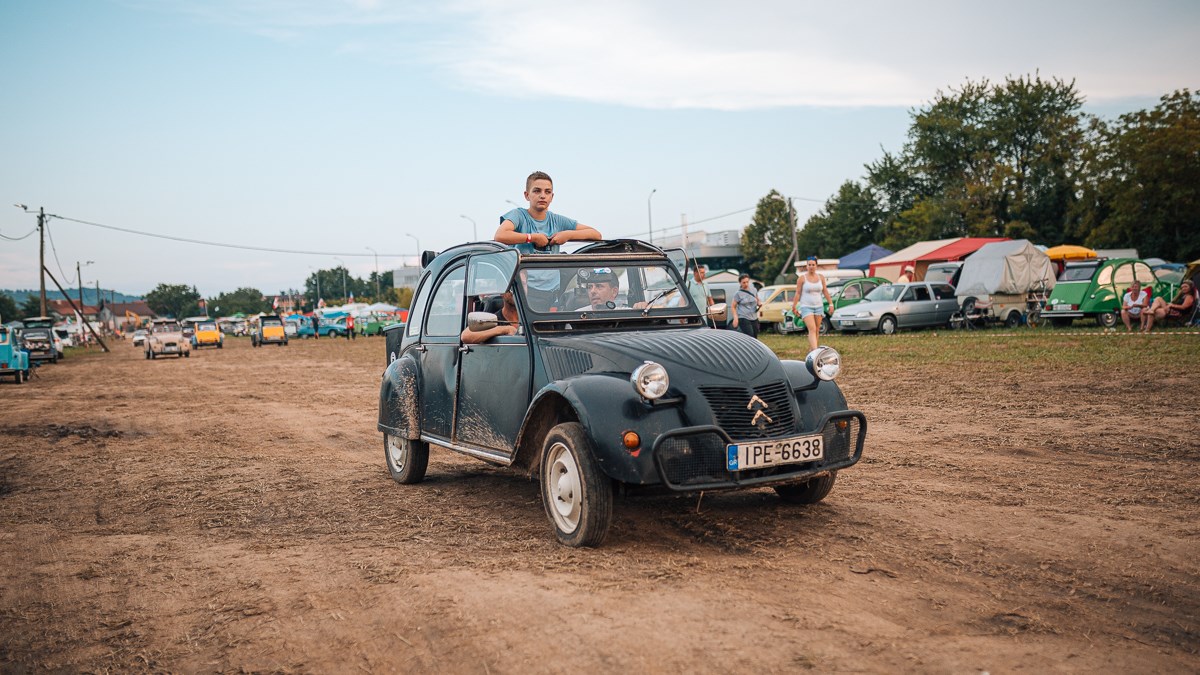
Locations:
540;422;614;547
144;349;150;360
13;370;22;384
150;351;156;360
878;315;898;335
218;342;223;349
1096;311;1118;328
774;472;837;504
1005;311;1022;328
384;432;429;484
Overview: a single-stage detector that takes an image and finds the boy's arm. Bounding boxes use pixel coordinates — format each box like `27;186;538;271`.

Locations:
551;223;602;245
495;219;549;247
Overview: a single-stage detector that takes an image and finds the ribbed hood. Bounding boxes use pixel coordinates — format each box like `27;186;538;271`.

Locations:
540;328;775;381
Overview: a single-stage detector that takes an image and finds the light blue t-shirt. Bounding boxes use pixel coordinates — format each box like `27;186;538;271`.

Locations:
501;208;578;291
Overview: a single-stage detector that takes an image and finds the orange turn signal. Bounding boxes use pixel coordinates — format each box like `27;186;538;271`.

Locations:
836;420;849;430
622;431;641;449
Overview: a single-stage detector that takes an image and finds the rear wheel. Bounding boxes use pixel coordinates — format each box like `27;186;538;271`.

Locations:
1005;310;1022;328
384;432;429;484
1096;311;1118;328
540;422;614;547
775;472;837;504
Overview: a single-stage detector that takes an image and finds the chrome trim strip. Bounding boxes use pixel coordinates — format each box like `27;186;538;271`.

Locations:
420;434;514;465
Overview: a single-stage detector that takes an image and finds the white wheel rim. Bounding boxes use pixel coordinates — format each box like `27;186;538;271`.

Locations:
387;434;407;470
545;441;582;533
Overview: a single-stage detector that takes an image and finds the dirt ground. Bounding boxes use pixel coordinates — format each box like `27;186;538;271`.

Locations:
1;333;1197;673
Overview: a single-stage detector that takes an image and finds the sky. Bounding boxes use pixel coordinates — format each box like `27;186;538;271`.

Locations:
1;0;1197;298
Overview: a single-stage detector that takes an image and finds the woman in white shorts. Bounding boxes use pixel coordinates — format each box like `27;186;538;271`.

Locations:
791;256;835;351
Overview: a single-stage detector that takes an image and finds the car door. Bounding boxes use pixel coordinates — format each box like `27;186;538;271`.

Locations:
899;284;935;326
417;264;466;441
453;251;530;455
931;284;958;323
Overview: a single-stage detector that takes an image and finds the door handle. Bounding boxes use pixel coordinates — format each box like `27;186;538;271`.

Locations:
458;345;472;353
412;344;427;353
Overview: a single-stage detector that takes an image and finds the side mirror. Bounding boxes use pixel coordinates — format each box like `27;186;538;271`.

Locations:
467;311;499;332
707;303;728;323
709;288;726;303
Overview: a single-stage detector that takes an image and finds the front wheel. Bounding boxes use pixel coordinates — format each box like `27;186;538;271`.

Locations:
540;422;614;547
878;315;897;335
1005;311;1022;328
775;472;837;504
1096;311;1118;328
384;432;429;484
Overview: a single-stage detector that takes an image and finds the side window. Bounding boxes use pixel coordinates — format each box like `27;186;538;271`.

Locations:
933;284;956;300
784;289;796;302
843;285;861;300
1097;265;1115;285
905;286;931;302
406;276;432;337
862;281;878;294
1134;263;1155;285
1112;264;1135;285
425;266;466;336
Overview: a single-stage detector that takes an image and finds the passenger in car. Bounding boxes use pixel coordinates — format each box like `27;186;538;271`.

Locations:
461;292;521;344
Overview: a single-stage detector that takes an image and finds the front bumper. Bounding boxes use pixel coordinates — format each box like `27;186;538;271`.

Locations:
651;410;866;491
831;318;872;331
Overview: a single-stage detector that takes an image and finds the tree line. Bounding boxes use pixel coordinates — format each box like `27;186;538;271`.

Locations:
741;77;1199;281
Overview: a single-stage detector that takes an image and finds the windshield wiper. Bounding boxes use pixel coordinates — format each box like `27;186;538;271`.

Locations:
641;288;677;315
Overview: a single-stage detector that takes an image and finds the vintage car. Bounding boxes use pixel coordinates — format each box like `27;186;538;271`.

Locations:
0;325;31;383
20;326;58;364
251;315;289;347
378;241;866;547
145;318;191;359
362;312;407;336
1040;258;1175;328
318;317;349;338
830;281;959;334
131;329;149;347
756;284;796;332
192;321;224;349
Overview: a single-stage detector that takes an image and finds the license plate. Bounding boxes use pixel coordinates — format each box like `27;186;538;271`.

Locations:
727;434;823;471
840;320;855;327
164;346;177;352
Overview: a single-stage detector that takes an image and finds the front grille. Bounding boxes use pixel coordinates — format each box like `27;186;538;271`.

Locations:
698;380;796;439
654;412;866;491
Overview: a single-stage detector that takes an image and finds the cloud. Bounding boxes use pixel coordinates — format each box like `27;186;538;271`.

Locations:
139;0;1200;108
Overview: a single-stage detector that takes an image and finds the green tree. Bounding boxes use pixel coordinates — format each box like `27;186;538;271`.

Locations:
796;181;886;258
0;292;20;322
20;294;42;318
208;287;269;316
1072;89;1200;261
145;283;202;319
740;191;794;282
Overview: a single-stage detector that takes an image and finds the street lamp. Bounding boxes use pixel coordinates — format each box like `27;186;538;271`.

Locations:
405;233;420;268
460;214;477;241
333;256;348;302
647;189;657;244
365;246;380;299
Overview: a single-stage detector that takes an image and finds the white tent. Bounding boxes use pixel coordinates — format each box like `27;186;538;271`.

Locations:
956;239;1057;297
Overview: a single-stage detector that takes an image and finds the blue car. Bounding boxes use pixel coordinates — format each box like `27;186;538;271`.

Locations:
0;325;31;383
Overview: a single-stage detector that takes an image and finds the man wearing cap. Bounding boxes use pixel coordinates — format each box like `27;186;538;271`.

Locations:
897;266;915;284
495;171;603;311
575;268;627;310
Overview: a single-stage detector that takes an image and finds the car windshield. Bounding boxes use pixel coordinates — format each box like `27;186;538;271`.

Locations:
198;323;216;331
1060;264;1099;281
864;284;904;302
153;323;179;333
262;318;282;327
521;261;693;315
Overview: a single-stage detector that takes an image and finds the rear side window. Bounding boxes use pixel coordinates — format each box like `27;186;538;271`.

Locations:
904;286;931;301
932;284;956;300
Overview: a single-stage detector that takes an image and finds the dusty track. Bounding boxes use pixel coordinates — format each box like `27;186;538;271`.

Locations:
1;335;1197;672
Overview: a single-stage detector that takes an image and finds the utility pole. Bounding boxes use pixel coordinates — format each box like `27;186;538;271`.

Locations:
366;246;380;299
38;208;47;316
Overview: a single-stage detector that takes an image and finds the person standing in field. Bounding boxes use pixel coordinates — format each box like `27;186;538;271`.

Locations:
730;273;761;338
494;171;602;311
791;256;835;351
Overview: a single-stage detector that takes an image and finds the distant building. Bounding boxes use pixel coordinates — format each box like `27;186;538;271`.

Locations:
393;265;421;291
104;301;156;332
652;228;743;271
46;299;99;322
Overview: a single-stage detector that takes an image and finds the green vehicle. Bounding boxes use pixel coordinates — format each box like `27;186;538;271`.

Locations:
780;276;889;334
1041;258;1176;328
361;313;407;336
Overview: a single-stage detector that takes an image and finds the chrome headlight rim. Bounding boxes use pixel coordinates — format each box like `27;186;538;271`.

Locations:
631;360;670;400
805;346;841;381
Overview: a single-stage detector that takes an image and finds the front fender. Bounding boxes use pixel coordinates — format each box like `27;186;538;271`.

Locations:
378;353;421;440
518;373;688;485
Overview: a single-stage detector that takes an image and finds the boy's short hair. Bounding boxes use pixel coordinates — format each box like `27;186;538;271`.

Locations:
526;171;553;191
738;273;750;281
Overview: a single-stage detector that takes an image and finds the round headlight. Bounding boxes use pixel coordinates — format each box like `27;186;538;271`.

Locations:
805;346;841;381
631;361;669;400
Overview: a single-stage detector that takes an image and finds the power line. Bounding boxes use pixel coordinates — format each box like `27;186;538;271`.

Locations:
0;227;37;241
49;213;404;258
43;220;76;288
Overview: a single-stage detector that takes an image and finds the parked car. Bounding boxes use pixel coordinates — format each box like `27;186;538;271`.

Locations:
131;329;149;347
1040;258;1175;328
252;315;289;347
192;321;224;349
145;318;191;359
756;284;796;332
923;262;963;287
830;281;959;334
295;320;317;339
22;316;62;362
0;325;31;383
284;318;300;337
378;240;866;547
318;317;348;338
362;313;407;336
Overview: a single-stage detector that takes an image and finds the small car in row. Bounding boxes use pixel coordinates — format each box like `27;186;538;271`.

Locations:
145;318;191;359
0;325;32;383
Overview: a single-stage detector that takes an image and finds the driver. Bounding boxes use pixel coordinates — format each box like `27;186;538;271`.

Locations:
575;268;626;310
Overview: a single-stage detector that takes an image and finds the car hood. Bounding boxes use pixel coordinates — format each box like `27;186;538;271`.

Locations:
539;328;777;382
